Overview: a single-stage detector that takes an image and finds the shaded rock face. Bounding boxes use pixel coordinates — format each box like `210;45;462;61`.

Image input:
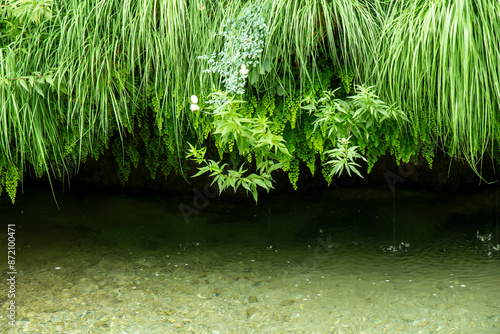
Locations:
22;148;499;198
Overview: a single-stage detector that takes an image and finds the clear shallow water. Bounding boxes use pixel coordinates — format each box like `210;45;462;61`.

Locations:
0;187;499;333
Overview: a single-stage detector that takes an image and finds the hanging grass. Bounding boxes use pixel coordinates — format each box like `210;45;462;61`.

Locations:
244;0;378;98
371;0;500;169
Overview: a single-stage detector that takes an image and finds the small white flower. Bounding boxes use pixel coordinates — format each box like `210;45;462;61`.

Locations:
190;95;198;104
190;104;200;111
239;64;249;75
198;4;205;10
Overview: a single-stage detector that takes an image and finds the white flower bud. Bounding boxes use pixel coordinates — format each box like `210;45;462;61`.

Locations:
239;64;249;75
190;104;200;111
190;95;198;104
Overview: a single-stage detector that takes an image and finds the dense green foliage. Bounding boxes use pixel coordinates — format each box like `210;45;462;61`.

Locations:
0;0;498;202
372;0;500;171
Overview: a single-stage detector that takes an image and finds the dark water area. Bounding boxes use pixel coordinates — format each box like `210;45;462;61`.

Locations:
0;186;499;333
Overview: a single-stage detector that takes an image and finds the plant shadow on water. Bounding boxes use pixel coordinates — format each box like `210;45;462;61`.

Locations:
0;187;499;333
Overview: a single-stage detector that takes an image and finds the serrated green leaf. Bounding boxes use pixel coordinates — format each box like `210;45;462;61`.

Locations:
19;79;29;91
33;82;45;97
192;167;209;178
253;177;268;190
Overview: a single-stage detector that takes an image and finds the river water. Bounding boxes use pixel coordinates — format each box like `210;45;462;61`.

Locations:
0;186;499;333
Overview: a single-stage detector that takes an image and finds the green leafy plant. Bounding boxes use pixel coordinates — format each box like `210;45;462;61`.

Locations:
4;0;53;25
187;92;290;203
186;143;284;203
303;85;407;178
188;3;292;202
199;2;268;95
324;137;366;178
